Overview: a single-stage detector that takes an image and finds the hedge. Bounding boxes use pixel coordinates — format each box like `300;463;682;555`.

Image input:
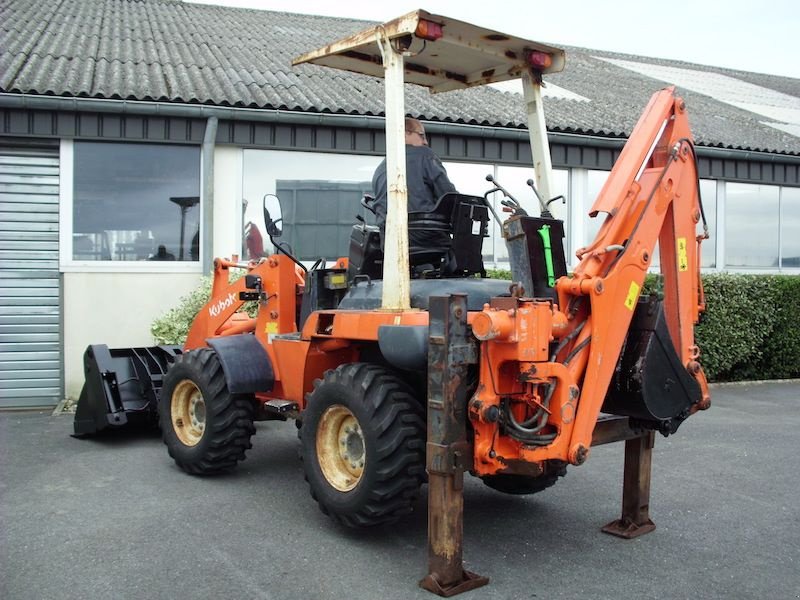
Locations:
153;271;800;383
482;271;800;382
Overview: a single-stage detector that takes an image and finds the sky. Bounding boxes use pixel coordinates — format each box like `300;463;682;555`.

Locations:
186;0;800;79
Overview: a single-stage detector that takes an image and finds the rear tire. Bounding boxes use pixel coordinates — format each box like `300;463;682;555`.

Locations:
300;363;426;527
159;348;256;475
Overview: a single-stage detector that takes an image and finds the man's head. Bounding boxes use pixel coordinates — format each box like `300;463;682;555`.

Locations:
405;117;428;147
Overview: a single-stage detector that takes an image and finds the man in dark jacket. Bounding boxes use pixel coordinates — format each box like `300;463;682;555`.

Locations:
371;117;456;252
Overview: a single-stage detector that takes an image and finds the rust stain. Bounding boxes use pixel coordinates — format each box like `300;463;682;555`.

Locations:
341;50;382;66
405;61;433;75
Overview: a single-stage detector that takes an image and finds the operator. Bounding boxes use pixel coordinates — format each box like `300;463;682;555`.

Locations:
371;117;456;251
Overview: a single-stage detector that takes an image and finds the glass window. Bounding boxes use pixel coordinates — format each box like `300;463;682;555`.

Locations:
584;170;610;247
725;183;779;268
651;179;717;271
73;142;200;261
699;179;717;268
243;150;381;262
781;187;800;268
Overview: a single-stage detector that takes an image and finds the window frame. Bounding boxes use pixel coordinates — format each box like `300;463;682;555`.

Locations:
59;139;204;273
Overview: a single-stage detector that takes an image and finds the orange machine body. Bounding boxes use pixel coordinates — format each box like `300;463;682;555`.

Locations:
184;87;710;480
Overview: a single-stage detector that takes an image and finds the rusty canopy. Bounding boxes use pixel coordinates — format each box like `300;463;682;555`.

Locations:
292;9;565;93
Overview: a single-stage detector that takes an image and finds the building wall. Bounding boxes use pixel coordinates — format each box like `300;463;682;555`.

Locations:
2;105;800;406
62;272;199;400
60;145;244;401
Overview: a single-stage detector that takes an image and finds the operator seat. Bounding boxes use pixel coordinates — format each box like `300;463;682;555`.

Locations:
346;192;489;280
407;192;489;278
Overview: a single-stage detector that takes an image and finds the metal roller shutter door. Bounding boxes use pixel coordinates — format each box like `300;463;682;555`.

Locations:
0;141;61;408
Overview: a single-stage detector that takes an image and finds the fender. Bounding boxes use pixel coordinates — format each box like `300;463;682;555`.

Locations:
206;334;274;394
378;325;428;371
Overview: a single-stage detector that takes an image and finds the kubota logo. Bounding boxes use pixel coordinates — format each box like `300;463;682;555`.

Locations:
209;292;237;318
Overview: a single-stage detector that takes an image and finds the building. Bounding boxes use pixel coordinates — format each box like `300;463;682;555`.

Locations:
1;0;799;408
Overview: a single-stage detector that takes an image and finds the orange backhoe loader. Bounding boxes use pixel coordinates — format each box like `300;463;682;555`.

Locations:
73;10;710;596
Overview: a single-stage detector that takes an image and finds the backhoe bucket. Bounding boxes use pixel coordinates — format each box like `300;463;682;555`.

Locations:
603;297;702;435
73;344;182;437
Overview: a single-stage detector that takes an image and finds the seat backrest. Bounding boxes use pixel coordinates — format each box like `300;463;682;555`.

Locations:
444;193;489;277
407;202;452;274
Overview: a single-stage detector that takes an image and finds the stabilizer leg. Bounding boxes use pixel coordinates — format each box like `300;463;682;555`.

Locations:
419;294;489;597
602;431;656;538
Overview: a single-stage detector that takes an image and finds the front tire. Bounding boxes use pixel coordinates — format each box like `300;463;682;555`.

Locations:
159;348;256;474
300;363;426;527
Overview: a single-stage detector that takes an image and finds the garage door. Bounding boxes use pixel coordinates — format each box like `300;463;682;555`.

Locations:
0;140;61;408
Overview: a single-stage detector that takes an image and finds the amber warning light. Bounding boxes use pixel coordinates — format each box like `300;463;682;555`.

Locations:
416;19;443;41
526;50;553;70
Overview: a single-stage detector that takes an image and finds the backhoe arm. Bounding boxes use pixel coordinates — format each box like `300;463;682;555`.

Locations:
557;87;711;463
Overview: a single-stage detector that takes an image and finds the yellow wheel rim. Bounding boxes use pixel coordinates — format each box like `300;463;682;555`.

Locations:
317;405;365;492
170;379;206;447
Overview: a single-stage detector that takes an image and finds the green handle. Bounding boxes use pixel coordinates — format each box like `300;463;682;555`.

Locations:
538;224;556;287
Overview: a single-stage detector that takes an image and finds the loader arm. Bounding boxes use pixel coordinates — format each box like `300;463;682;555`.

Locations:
556;87;710;463
184;256;302;350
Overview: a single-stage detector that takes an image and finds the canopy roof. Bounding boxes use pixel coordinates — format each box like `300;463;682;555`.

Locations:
293;9;565;93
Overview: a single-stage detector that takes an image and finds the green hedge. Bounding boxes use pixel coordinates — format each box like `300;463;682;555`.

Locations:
701;274;800;382
153;270;800;382
151;273;258;345
151;276;213;345
486;270;800;382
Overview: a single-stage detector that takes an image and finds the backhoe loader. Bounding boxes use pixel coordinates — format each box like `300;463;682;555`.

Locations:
74;10;710;596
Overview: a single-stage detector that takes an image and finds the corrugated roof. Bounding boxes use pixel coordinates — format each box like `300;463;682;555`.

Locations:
2;0;799;155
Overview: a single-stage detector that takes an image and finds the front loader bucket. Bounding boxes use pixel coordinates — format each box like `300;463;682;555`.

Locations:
73;344;182;437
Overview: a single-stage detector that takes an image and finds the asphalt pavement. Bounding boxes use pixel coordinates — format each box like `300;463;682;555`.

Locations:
1;381;798;600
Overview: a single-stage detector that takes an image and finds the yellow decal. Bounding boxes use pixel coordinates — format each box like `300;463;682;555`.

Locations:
677;237;689;272
624;281;641;311
265;322;278;334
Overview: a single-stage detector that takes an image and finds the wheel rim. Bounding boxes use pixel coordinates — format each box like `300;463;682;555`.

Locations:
171;379;206;446
317;405;365;492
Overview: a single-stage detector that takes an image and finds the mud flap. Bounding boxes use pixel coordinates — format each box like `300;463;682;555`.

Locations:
603;296;702;435
73;344;182;437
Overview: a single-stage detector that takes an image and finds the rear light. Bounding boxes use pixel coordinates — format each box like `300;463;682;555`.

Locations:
526;50;553;70
416;19;443;41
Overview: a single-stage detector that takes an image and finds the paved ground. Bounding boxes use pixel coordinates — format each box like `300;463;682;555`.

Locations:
1;382;799;600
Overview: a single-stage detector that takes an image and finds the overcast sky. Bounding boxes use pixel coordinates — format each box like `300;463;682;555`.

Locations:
187;0;799;78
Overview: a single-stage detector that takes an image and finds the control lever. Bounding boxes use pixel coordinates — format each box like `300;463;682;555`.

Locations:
526;179;566;219
525;179;551;218
485;174;527;217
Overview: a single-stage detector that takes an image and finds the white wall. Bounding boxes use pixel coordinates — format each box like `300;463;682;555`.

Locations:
212;145;243;259
62;272;201;400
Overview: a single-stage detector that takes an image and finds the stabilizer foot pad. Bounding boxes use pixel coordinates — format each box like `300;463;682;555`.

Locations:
419;570;489;597
601;517;656;539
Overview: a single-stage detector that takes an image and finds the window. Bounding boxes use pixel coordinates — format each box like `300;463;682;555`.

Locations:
725;183;779;268
699;179;717;268
243;150;381;262
440;162;569;265
494;165;569;263
584;169;610;247
781;187;800;268
72;142;201;262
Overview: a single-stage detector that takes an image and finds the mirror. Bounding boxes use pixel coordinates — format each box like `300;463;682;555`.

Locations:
263;194;283;238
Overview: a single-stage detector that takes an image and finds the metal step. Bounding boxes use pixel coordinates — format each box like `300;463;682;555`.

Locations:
262;399;299;415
